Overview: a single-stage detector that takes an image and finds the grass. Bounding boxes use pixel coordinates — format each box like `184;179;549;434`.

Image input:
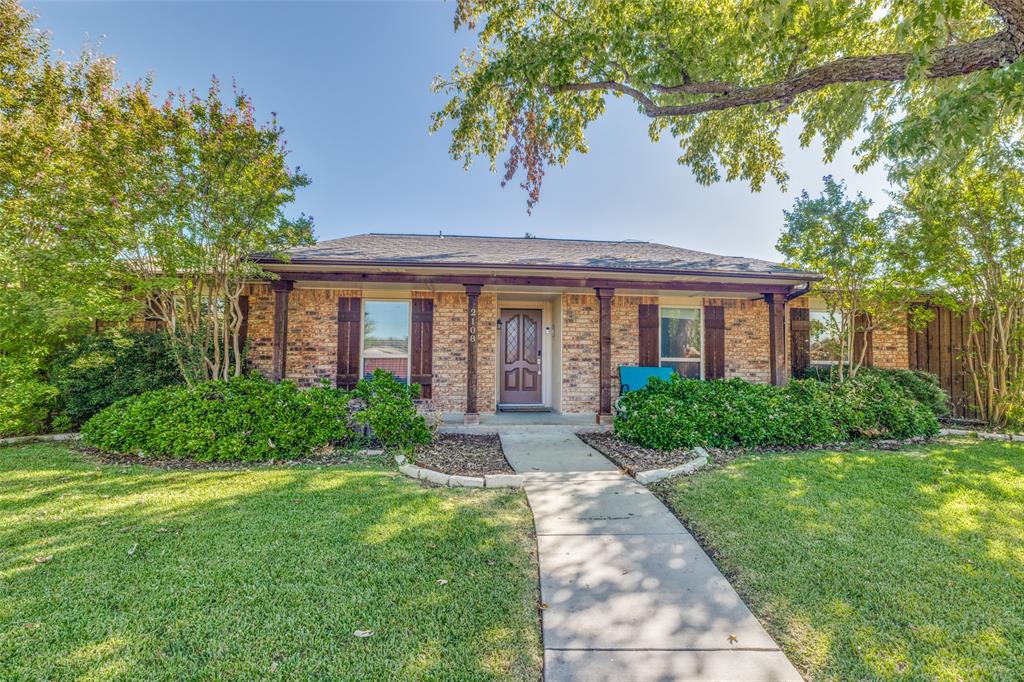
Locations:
0;443;541;680
665;438;1024;681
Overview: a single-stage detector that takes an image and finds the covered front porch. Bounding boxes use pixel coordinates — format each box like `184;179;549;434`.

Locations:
248;265;811;425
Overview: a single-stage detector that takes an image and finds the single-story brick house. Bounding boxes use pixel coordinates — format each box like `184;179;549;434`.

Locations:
241;233;910;424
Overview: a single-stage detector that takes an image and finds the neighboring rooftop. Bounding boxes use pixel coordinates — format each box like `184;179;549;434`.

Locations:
264;233;814;278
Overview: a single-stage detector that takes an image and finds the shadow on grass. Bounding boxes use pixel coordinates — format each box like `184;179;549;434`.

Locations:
0;443;541;680
663;439;1024;681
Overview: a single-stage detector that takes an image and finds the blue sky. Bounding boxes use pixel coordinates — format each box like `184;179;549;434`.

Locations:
31;1;891;262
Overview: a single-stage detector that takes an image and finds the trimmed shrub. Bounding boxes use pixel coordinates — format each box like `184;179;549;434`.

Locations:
50;331;183;427
615;372;939;451
803;365;949;418
862;367;949;418
82;376;358;461
352;369;433;450
0;356;58;437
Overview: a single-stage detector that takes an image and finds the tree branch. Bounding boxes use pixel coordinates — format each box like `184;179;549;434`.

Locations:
551;30;1021;119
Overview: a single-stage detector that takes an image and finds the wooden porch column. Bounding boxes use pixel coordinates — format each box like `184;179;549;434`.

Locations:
596;287;615;424
765;292;786;386
270;280;294;382
464;284;482;425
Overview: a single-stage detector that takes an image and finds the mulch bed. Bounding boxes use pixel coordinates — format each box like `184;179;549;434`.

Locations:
73;445;384;471
578;432;698;473
413;434;514;476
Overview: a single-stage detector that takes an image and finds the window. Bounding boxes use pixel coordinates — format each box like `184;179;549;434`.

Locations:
810;310;846;367
362;300;410;382
660;307;702;378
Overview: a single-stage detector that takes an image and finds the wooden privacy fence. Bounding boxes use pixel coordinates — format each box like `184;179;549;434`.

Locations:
907;304;978;420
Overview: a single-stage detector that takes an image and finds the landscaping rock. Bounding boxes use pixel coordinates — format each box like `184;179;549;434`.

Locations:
418;468;451;487
449;475;485;488
0;432;80;447
398;463;421;479
635;448;709;484
485;474;525;489
940;427;1024;442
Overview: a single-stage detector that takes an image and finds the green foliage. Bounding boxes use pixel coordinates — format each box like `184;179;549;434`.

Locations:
352;369;433;451
80;370;435;460
805;365;950;418
0;355;57;437
1;4;313;391
81;377;358;461
615;373;938;450
435;1;1023;208
886;149;1024;426
136;80;314;385
1;3;147;364
777;176;909;379
49;331;183;427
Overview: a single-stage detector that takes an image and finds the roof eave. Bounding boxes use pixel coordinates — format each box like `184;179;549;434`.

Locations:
253;256;823;283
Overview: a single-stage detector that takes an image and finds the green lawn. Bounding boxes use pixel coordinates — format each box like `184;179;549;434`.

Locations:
0;444;541;680
666;438;1024;681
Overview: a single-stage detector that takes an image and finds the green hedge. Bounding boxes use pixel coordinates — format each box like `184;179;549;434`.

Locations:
81;370;432;461
803;365;949;418
81;376;356;461
50;331;183;427
614;373;939;451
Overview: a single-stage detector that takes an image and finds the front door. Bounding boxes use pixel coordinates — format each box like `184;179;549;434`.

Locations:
500;309;543;405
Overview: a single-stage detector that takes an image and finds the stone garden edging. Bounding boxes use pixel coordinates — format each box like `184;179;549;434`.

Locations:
632;446;709;485
0;432;81;447
394;455;524;489
940;427;1024;442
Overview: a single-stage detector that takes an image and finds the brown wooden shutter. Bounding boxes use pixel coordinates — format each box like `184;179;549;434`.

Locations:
790;307;810;378
411;298;434;399
853;311;873;366
336;297;361;389
638;304;659;366
703;305;725;379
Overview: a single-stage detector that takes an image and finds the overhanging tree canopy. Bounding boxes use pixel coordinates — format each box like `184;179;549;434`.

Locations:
434;0;1024;209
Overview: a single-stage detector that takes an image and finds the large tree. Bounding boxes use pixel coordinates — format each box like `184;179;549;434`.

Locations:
126;82;314;385
1;0;148;359
434;0;1024;209
886;147;1024;425
777;176;905;380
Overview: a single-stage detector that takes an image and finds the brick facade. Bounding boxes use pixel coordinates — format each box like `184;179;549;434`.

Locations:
242;283;915;415
286;288;342;387
611;295;659;396
245;283;275;378
707;297;774;383
560;293;601;414
872;313;910;369
429;292;498;413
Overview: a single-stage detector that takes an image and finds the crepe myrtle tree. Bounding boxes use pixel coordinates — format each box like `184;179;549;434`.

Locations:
886;147;1024;426
777;176;907;381
124;81;314;386
433;0;1024;210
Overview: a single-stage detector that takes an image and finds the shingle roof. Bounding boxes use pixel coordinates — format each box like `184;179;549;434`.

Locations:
265;233;813;278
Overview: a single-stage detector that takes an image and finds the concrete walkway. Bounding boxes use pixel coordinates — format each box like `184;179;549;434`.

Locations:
499;427;802;682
